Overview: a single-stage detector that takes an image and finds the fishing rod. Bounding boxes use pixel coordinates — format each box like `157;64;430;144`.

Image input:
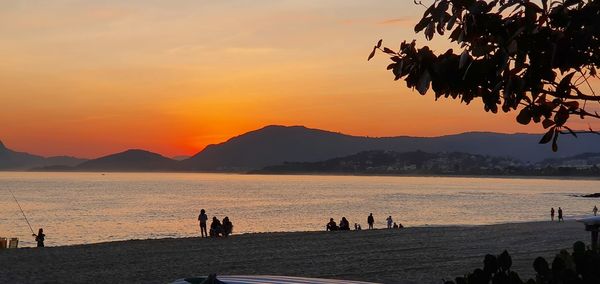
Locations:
8;189;35;235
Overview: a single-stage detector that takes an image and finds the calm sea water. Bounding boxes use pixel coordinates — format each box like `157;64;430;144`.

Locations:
1;172;600;247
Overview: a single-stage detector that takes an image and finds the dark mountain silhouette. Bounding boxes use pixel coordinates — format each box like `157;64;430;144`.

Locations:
0;140;86;170
180;125;600;171
75;149;177;171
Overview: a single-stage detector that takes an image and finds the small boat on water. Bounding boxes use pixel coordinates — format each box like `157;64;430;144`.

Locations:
170;275;379;284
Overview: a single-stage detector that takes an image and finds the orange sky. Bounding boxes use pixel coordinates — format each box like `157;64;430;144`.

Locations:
1;1;598;158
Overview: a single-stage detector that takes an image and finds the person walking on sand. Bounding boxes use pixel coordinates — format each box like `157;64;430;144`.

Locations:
594;205;598;216
367;213;374;229
558;207;564;222
386;216;393;229
550;207;555;221
32;228;45;247
198;209;208;238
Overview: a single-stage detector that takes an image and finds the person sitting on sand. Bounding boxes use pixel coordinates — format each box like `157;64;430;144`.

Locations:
367;213;374;229
393;222;398;229
594;205;598;216
32;228;45;247
210;217;223;237
326;218;338;231
397;223;404;229
339;217;350;230
386;216;393;229
222;216;233;237
550;207;555;221
198;209;208;238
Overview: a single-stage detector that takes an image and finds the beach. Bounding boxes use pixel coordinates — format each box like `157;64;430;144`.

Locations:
0;221;589;284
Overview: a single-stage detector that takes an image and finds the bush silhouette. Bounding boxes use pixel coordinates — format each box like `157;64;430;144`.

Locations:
444;241;600;283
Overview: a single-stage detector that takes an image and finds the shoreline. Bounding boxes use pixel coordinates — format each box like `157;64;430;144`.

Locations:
6;170;600;182
1;221;590;284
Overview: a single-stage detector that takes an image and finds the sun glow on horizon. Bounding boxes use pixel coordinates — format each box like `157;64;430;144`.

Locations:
2;1;598;158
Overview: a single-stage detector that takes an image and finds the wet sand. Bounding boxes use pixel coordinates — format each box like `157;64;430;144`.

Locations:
0;221;588;284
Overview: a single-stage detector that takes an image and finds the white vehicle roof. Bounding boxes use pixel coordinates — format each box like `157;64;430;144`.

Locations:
171;275;380;284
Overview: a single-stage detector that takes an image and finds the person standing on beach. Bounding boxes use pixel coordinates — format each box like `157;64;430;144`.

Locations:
198;209;208;238
386;216;393;229
32;228;45;247
558;207;564;222
367;213;374;229
594;205;598;216
550;207;555;221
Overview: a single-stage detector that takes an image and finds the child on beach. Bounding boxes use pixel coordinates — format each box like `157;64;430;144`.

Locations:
367;213;374;229
198;209;208;238
386;216;393;229
594;206;598;216
551;207;555;221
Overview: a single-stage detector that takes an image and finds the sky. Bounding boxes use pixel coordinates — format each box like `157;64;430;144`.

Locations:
1;0;598;158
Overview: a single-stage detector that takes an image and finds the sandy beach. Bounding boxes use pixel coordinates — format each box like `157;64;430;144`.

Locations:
0;221;589;284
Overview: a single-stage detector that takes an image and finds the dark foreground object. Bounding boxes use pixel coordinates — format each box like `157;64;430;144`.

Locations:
0;222;586;284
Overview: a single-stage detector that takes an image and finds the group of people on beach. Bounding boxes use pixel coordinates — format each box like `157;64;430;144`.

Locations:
326;213;403;231
550;206;600;222
197;209;233;238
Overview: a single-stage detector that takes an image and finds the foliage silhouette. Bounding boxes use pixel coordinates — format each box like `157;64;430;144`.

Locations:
443;241;600;284
369;0;600;151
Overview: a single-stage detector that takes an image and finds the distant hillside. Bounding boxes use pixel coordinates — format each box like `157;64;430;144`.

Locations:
180;125;600;171
0;140;86;170
74;149;177;171
252;150;600;176
253;150;523;175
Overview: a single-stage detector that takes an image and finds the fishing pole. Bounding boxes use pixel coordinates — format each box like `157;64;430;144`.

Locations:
8;189;35;235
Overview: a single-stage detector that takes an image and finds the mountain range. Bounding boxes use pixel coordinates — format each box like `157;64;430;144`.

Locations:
2;125;600;172
0;140;86;170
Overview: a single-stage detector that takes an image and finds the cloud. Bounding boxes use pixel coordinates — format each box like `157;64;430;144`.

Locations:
378;18;411;26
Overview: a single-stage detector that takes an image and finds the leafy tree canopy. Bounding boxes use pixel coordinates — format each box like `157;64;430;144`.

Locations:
369;0;600;151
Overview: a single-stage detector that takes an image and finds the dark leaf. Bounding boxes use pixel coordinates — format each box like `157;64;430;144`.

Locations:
516;108;532;125
542;118;555;129
376;39;383;48
417;70;432;95
368;47;376;61
539;127;555;144
383;47;396;54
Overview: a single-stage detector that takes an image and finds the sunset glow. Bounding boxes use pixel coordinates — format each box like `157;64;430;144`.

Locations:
1;0;597;158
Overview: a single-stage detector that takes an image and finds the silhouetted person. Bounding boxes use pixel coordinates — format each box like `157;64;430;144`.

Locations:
209;217;223;237
550;207;555;221
393;222;399;229
397;223;404;229
198;209;208;238
367;213;374;229
386;216;393;229
558;207;564;222
222;216;233;237
594;206;598;216
339;217;350;230
326;218;338;231
33;228;45;247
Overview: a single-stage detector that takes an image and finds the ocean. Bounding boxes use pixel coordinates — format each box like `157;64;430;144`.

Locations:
1;172;598;247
